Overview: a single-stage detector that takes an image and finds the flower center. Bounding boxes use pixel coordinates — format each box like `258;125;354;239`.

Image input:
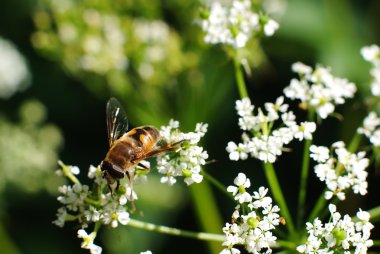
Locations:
247;217;259;228
238;185;246;194
182;168;192;178
332;229;347;246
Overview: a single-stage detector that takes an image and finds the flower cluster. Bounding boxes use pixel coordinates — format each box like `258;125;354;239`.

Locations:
310;142;369;200
284;62;356;119
297;204;374;253
33;6;127;75
358;111;380;146
32;1;190;91
361;44;380;96
131;19;185;85
198;0;279;48
156;120;209;186
221;173;280;254
54;164;133;229
54;163;136;254
0;100;62;193
227;97;316;163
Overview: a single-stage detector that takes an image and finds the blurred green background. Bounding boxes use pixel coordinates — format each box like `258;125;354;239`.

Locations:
0;0;379;253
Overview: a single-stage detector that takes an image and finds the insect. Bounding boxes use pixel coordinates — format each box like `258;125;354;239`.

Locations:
100;97;183;195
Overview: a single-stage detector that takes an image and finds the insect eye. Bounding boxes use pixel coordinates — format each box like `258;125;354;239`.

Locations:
100;161;109;172
101;160;125;179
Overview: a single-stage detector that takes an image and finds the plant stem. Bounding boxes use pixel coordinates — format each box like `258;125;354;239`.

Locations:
202;171;233;201
276;240;297;250
307;190;338;222
297;139;312;226
128;218;225;242
189;182;224;253
297;110;314;228
307;190;326;222
372;240;380;247
263;162;295;236
0;223;20;254
233;55;248;98
93;221;101;234
368;205;380;223
58;160;81;185
348;131;362;153
85;198;101;206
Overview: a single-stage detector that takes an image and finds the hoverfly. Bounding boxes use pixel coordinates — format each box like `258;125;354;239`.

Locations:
100;98;183;195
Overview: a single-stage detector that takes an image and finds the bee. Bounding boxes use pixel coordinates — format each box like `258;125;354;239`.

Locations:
100;98;182;194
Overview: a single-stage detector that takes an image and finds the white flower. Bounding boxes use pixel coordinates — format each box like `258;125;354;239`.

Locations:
157;120;208;186
297;206;374;253
227;173;252;203
57;184;90;212
310;145;330;163
251;187;272;209
102;205;130;228
53;207;67;227
140;251;152;254
229;97;317;163
314;163;335;182
265;96;288;120
312;142;369;201
263;19;279;36
222;174;280;254
292;122;316;141
361;45;380;64
199;0;278;48
84;206;101;223
0;37;31;99
236;97;254;117
284;62;356;119
292;62;313;75
358;112;380;146
226;141;249;161
195;122;208;135
77;229;102;254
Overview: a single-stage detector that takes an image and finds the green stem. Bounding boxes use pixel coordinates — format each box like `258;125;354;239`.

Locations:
347;131;362;153
93;221;101;234
58;160;81;185
307;190;338;223
368;205;380;223
372;240;380;247
189;182;224;253
276;240;297;250
297;110;314;228
263;162;295;236
0;223;20;254
297;138;312;227
202;171;233;201
307;190;327;222
233;55;248;98
319;196;338;220
85;198;101;206
128;218;225;242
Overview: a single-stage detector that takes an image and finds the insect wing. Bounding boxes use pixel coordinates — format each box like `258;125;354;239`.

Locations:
106;97;129;147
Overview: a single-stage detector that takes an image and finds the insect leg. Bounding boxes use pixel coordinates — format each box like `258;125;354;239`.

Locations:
135;139;187;161
137;162;150;172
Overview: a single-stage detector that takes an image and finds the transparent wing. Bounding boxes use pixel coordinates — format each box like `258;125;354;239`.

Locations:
106;97;129;147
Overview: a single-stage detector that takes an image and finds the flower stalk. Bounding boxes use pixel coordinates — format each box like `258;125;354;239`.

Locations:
233;56;248;99
128;218;225;242
263;162;296;236
297;109;315;227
